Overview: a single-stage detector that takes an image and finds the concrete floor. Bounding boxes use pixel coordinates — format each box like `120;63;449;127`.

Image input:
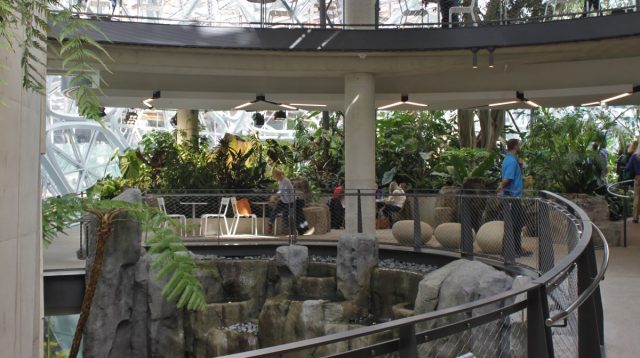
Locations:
601;219;640;357
43;221;640;356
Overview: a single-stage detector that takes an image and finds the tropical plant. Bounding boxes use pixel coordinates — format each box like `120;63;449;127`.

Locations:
376;110;458;188
1;1;111;120
431;148;500;188
522;109;613;193
288;112;344;191
42;195;207;358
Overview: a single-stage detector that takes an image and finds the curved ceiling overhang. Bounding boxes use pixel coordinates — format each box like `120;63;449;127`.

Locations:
49;12;640;52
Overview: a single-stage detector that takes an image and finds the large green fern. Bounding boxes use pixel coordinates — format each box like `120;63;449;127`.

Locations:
0;0;111;120
42;195;207;312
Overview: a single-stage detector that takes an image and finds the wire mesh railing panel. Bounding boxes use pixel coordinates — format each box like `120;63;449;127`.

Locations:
417;304;528;358
546;265;580;358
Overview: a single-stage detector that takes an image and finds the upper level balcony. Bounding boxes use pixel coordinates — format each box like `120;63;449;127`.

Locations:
55;0;638;29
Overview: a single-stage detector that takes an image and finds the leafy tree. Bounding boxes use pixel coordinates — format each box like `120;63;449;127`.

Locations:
522;109;612;193
431;148;500;188
376;110;458;188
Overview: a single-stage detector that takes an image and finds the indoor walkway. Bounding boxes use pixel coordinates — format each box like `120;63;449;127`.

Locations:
601;219;640;357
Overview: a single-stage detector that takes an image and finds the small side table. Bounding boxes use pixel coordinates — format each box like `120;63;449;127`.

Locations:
253;201;271;235
179;202;207;236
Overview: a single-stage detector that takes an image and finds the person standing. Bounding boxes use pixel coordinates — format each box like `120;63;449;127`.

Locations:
624;144;640;223
267;168;295;234
497;139;531;257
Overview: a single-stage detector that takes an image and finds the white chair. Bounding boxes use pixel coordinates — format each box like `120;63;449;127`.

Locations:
157;197;187;237
398;0;429;25
230;197;258;236
200;197;231;237
449;0;480;27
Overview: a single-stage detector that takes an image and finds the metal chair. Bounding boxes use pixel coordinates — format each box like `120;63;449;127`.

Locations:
230;197;258;236
157;197;187;237
449;0;480;27
200;197;231;237
398;0;429;25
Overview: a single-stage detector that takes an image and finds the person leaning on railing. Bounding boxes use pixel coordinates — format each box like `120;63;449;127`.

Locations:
624;144;640;223
497;138;532;257
267;168;295;234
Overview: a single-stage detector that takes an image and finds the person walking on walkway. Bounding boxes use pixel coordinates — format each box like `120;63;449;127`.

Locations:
624;144;640;223
497;138;531;257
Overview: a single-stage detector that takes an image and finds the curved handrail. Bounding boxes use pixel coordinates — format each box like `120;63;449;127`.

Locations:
217;190;596;358
545;223;609;327
607;179;634;199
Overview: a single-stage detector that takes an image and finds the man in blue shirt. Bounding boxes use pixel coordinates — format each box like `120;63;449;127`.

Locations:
498;139;531;257
498;139;523;197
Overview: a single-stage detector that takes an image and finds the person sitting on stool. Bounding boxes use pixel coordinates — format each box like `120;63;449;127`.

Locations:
381;181;406;226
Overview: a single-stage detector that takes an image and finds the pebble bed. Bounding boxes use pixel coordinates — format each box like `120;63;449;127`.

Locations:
195;254;436;275
225;322;259;334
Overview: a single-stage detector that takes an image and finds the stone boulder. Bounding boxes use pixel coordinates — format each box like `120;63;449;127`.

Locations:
391;220;434;246
434;222;463;249
83;189;150;358
476;220;504;254
414;259;516;358
336;234;378;304
371;268;423;320
434;207;456;227
276;245;309;277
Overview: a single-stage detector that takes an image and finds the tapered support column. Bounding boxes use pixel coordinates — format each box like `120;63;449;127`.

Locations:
176;109;199;147
344;0;376;29
344;73;376;235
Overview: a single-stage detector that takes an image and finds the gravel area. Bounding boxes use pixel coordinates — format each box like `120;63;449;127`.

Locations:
225;322;258;334
378;258;437;275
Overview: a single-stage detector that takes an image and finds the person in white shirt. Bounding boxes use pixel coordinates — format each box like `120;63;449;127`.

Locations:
381;181;406;225
267;168;294;234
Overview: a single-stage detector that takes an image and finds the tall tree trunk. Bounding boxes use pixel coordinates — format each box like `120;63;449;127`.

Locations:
69;209;121;358
478;109;505;149
457;109;475;148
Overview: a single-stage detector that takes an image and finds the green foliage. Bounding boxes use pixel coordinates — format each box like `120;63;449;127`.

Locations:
42;195;206;312
0;0;112;120
431;148;500;187
91;130;289;194
286;112;344;191
42;194;83;247
376;111;458;188
522;109;612;194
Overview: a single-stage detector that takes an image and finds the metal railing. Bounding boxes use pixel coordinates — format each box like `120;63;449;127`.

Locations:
50;2;639;30
606;179;633;247
141;188;607;358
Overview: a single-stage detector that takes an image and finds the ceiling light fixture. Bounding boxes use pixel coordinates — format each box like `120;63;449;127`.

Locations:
581;85;639;106
488;48;495;69
234;95;297;111
289;103;327;108
472;48;478;69
378;94;428;110
142;90;161;109
489;91;539;108
274;110;287;120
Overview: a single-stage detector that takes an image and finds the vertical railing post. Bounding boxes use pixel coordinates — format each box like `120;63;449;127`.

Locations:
413;194;422;250
623;186;628;248
398;324;419;358
502;198;516;264
319;0;327;27
460;194;474;257
527;285;554;358
357;189;363;234
577;239;604;358
538;200;555;272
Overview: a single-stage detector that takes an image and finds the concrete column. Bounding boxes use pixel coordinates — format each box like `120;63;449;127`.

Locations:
176;109;199;147
0;25;44;358
344;73;376;235
344;0;376;29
